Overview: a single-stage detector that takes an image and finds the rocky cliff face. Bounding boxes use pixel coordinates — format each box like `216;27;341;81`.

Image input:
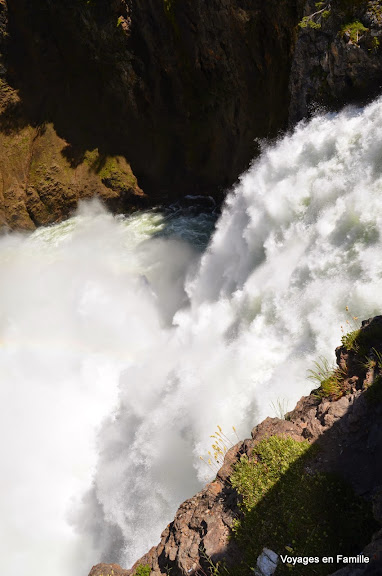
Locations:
7;0;303;197
289;0;382;123
89;316;382;576
0;0;146;230
0;0;305;229
3;0;382;229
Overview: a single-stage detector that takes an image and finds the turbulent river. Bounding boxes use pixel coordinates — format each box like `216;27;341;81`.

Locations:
3;98;382;576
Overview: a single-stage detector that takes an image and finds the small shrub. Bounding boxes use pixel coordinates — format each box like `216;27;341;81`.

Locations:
340;20;369;43
163;0;176;17
299;16;322;29
298;3;331;29
135;565;151;576
231;436;311;511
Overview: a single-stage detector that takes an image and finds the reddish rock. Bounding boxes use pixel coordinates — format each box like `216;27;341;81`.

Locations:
89;563;128;576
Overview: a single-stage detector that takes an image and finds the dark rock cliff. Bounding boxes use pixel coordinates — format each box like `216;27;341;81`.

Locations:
89;316;382;576
1;0;304;228
6;0;303;198
3;0;382;229
0;0;145;230
289;0;382;123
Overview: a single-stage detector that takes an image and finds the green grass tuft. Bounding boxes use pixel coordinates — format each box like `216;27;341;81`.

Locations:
341;328;361;351
307;357;347;399
342;322;382;357
135;565;151;576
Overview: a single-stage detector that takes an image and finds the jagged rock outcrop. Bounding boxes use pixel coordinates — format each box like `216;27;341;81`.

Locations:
289;0;382;123
89;316;382;576
0;121;146;230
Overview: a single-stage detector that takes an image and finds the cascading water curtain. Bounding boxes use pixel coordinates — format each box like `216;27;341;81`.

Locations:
2;98;382;576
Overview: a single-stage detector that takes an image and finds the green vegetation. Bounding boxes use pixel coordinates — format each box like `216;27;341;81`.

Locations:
343;321;382;357
372;36;380;51
363;348;382;403
270;397;290;419
163;0;176;15
135;564;151;576
163;0;179;34
341;327;361;351
298;3;331;29
229;436;376;576
98;156;137;191
299;16;322;29
231;437;311;511
200;548;229;576
368;1;382;25
84;151;138;193
365;372;382;403
307;356;347;399
340;20;369;43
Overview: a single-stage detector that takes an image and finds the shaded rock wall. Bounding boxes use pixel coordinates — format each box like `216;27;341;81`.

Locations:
0;1;145;230
4;0;382;229
2;0;303;220
289;0;382;123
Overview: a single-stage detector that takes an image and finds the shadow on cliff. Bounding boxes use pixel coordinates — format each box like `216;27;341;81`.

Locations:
193;322;382;576
4;0;305;203
88;320;382;576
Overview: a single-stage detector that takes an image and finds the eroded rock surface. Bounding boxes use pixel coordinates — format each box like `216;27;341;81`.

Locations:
289;0;382;123
89;563;129;576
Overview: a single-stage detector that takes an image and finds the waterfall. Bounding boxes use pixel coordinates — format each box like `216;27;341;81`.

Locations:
2;97;382;575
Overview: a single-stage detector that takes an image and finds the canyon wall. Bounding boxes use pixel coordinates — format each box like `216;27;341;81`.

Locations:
2;0;382;228
1;0;302;228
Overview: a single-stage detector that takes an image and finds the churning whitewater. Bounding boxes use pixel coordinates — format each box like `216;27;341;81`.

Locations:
2;98;382;576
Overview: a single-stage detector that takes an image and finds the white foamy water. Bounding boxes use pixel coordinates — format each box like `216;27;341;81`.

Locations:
3;98;382;575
